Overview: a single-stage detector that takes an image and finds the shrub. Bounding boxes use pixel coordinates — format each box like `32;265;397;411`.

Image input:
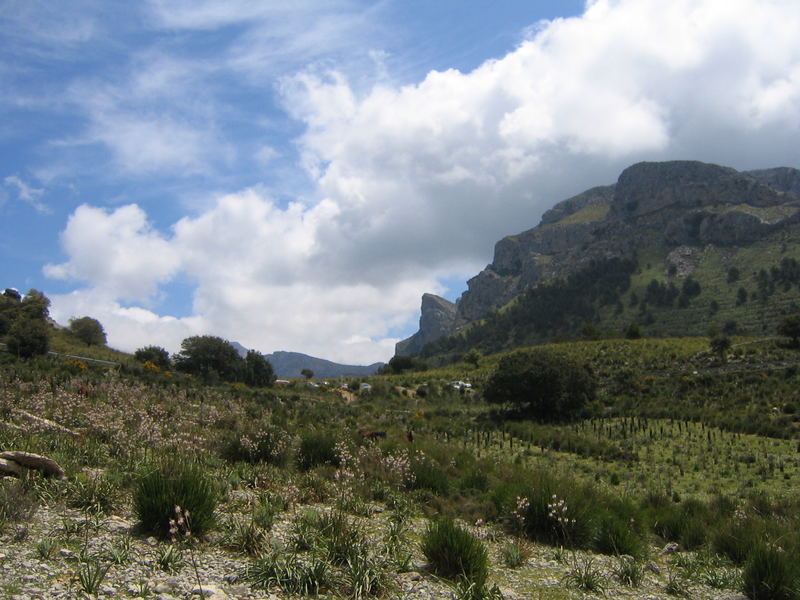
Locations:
421;517;488;584
297;431;340;471
483;349;596;422
133;457;219;539
742;544;799;600
516;472;595;549
410;458;450;495
595;513;645;557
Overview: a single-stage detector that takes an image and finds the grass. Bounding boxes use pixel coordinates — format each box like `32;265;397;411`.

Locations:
421;517;489;584
133;456;219;539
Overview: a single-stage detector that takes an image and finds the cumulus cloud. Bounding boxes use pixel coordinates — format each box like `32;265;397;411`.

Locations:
44;204;180;302
46;190;438;363
46;0;800;363
282;0;800;283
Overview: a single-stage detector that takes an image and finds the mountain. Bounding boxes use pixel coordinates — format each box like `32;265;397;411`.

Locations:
231;342;382;378
399;160;800;360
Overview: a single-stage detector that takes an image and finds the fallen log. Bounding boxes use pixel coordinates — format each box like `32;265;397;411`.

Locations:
11;409;80;438
0;457;24;478
0;451;66;479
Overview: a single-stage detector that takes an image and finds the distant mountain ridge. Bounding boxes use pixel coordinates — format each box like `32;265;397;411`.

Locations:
398;160;800;358
230;342;382;378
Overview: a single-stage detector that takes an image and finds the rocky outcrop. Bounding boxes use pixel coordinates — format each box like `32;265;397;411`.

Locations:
395;294;456;356
746;167;800;196
610;161;782;219
399;160;800;356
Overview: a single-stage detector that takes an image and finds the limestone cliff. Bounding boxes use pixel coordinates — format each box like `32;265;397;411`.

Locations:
396;160;800;356
395;293;457;356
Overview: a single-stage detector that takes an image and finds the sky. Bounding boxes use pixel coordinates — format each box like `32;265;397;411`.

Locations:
2;0;800;365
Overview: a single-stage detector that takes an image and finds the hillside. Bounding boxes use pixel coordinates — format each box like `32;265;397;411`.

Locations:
398;160;800;359
2;336;800;599
231;342;383;378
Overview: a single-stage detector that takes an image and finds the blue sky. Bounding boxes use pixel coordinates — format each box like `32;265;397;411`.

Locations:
2;0;799;364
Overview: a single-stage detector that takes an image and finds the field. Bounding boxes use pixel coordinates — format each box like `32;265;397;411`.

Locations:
1;337;799;599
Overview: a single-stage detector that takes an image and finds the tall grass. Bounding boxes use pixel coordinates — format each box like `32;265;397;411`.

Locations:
421;517;488;585
133;456;219;538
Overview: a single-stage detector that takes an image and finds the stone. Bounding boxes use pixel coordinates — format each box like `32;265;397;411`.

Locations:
192;584;229;599
662;542;680;554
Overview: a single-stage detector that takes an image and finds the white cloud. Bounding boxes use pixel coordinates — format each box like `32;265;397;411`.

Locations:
283;0;800;280
46;190;436;363
3;175;49;214
44;204;180;302
45;0;800;364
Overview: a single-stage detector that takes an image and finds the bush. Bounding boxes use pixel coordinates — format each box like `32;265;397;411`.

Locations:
742;544;799;600
410;458;450;495
421;517;488;584
297;431;340;471
483;349;596;422
516;472;595;549
133;457;219;539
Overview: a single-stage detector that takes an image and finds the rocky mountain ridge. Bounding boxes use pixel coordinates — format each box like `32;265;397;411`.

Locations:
397;160;800;356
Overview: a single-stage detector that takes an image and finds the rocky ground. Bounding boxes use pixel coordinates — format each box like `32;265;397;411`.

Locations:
0;484;749;600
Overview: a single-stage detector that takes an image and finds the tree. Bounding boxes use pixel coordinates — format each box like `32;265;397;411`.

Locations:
69;316;107;346
777;314;800;348
625;323;642;339
483;349;596;422
710;334;731;362
6;318;50;358
381;355;428;374
134;345;171;370
174;336;243;383
463;349;482;368
19;289;50;320
300;368;314;380
244;350;275;387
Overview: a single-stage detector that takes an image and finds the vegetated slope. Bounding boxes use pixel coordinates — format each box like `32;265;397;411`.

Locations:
398;160;800;360
3;336;800;600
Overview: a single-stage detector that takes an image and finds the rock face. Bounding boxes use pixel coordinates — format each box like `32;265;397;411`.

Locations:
395;294;457;356
396;160;800;355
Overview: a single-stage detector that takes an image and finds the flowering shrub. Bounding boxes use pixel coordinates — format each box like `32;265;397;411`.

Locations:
220;423;294;466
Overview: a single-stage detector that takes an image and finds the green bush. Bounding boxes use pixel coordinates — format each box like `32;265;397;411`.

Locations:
297;431;340;471
133;456;219;539
421;517;488;584
517;472;595;549
483;349;596;422
410;458;450;495
742;544;799;600
594;513;645;557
